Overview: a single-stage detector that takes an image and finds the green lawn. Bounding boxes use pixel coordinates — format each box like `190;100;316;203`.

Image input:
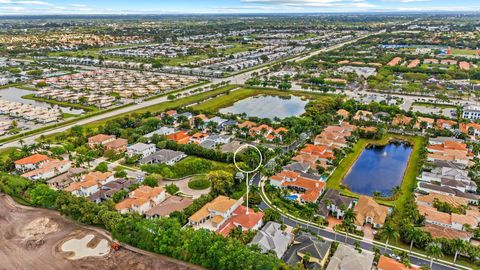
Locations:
187;175;211;190
327;134;425;212
451;49;479;56
191;87;330;113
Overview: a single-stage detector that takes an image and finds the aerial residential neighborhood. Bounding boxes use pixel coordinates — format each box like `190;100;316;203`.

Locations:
1;2;480;270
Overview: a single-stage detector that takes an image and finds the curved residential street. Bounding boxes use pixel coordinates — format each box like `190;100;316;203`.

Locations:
254;175;470;270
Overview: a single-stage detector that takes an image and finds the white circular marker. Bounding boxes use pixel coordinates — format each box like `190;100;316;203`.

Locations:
233;144;263;215
233;143;263;174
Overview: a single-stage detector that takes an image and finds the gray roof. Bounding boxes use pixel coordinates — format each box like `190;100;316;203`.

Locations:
221;140;244;153
283;162;310;173
144;127;175;138
199;140;217;149
282;232;332;269
140;149;185;164
128;143;155;152
250;222;294;258
429;137;464;144
326;244;374;270
207;116;228;125
318;189;354;217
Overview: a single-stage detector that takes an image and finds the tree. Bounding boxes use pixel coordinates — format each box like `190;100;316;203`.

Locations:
379;222;400;253
165;183;179;195
404;224;423;253
95;162;109;172
451;239;467;265
114;169;127;178
28;183;58;208
208;170;234;195
263;208;280;223
426;242;443;269
143;174;162;187
112;190;128;203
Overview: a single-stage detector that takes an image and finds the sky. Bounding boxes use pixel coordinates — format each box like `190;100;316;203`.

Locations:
0;0;480;15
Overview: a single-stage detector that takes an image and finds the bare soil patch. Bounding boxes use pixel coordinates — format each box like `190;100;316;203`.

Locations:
0;194;203;270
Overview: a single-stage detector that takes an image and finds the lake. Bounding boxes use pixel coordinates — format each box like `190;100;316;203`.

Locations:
219;95;308;120
0;87;84;115
342;142;412;197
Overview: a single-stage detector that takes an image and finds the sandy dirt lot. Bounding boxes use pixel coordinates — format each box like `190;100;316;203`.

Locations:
0;194;203;270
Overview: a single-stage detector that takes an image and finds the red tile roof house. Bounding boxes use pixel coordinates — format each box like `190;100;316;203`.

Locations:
14;153;50;172
417;204;478;231
436;119;457;131
21;159;72;181
187;196;263;236
115;185;166;215
299;144;335;163
378;255;419;270
65;171;114;197
460;122;480;137
87;134;116;148
269;170;326;203
104;138;128;154
216;205;264;237
166;131;191;145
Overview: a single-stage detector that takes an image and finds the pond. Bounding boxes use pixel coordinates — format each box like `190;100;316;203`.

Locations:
342;142;412;197
219;95;308;120
0;87;84;115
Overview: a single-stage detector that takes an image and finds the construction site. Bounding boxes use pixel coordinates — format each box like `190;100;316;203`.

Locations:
0;194;204;270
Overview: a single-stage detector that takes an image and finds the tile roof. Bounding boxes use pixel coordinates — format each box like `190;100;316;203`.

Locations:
88;134;115;143
416;193;469;208
216;205;264;236
189;195;238;223
422;224;472;240
14;153;49;165
378;256;419;270
353;196;388;226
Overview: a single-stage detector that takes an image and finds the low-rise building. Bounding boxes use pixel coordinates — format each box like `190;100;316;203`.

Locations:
115;185;165;215
378;255;419;270
88;134;116;148
21;159;71;180
317;189;354;219
249;221;294;258
139;149;186;166
326;243;374;270
104;138;128;153
127;143;156;158
65;171;115;197
270;170;326;203
282;232;332;269
353;196;389;230
14;153;50;172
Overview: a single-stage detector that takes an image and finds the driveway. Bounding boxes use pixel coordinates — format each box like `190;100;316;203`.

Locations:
163;176;210;199
362;224;376;240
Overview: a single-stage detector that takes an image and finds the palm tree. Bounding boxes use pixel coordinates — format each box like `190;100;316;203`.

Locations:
452;239;467;264
379;223;400;253
426;242;443;269
343;208;356;223
342;219;354;245
404;224;423;253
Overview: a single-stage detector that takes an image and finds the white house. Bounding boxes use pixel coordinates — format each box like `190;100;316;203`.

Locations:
127;143;156;158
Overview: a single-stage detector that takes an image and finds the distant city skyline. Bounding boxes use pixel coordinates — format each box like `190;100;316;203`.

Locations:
0;0;480;15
